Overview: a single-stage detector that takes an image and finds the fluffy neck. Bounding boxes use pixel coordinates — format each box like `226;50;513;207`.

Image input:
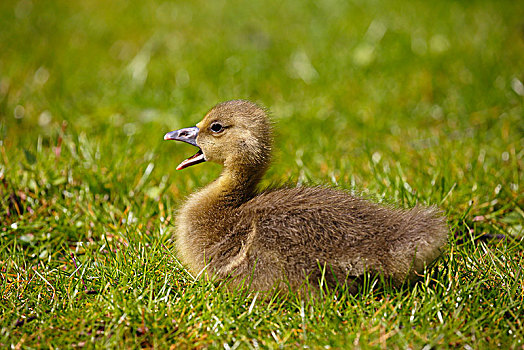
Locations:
176;164;267;269
200;164;266;209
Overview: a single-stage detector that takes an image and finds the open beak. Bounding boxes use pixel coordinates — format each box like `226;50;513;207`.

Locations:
164;126;206;170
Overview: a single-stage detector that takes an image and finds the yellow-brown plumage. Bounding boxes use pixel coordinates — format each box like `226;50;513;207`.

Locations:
164;100;448;294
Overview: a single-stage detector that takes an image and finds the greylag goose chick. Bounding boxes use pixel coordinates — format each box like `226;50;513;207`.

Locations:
164;100;448;294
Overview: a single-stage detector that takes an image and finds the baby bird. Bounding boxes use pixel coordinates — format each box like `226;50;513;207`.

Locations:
164;100;448;294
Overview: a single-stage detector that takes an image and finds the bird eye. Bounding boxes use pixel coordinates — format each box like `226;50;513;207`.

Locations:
210;122;224;133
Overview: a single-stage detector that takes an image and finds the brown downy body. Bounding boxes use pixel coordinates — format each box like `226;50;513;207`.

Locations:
164;100;448;294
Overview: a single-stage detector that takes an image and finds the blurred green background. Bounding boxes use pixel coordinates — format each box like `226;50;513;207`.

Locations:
1;0;523;348
1;0;522;196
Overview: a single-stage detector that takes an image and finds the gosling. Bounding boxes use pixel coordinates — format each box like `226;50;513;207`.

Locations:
164;100;448;295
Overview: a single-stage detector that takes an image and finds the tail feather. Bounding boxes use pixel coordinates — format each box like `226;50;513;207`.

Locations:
391;205;448;282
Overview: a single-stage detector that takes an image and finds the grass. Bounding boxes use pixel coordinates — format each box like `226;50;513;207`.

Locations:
1;0;523;348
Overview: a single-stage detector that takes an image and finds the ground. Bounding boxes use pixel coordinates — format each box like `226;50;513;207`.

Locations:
1;0;523;348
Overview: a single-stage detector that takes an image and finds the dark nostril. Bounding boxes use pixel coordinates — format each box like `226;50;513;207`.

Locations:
180;132;187;137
